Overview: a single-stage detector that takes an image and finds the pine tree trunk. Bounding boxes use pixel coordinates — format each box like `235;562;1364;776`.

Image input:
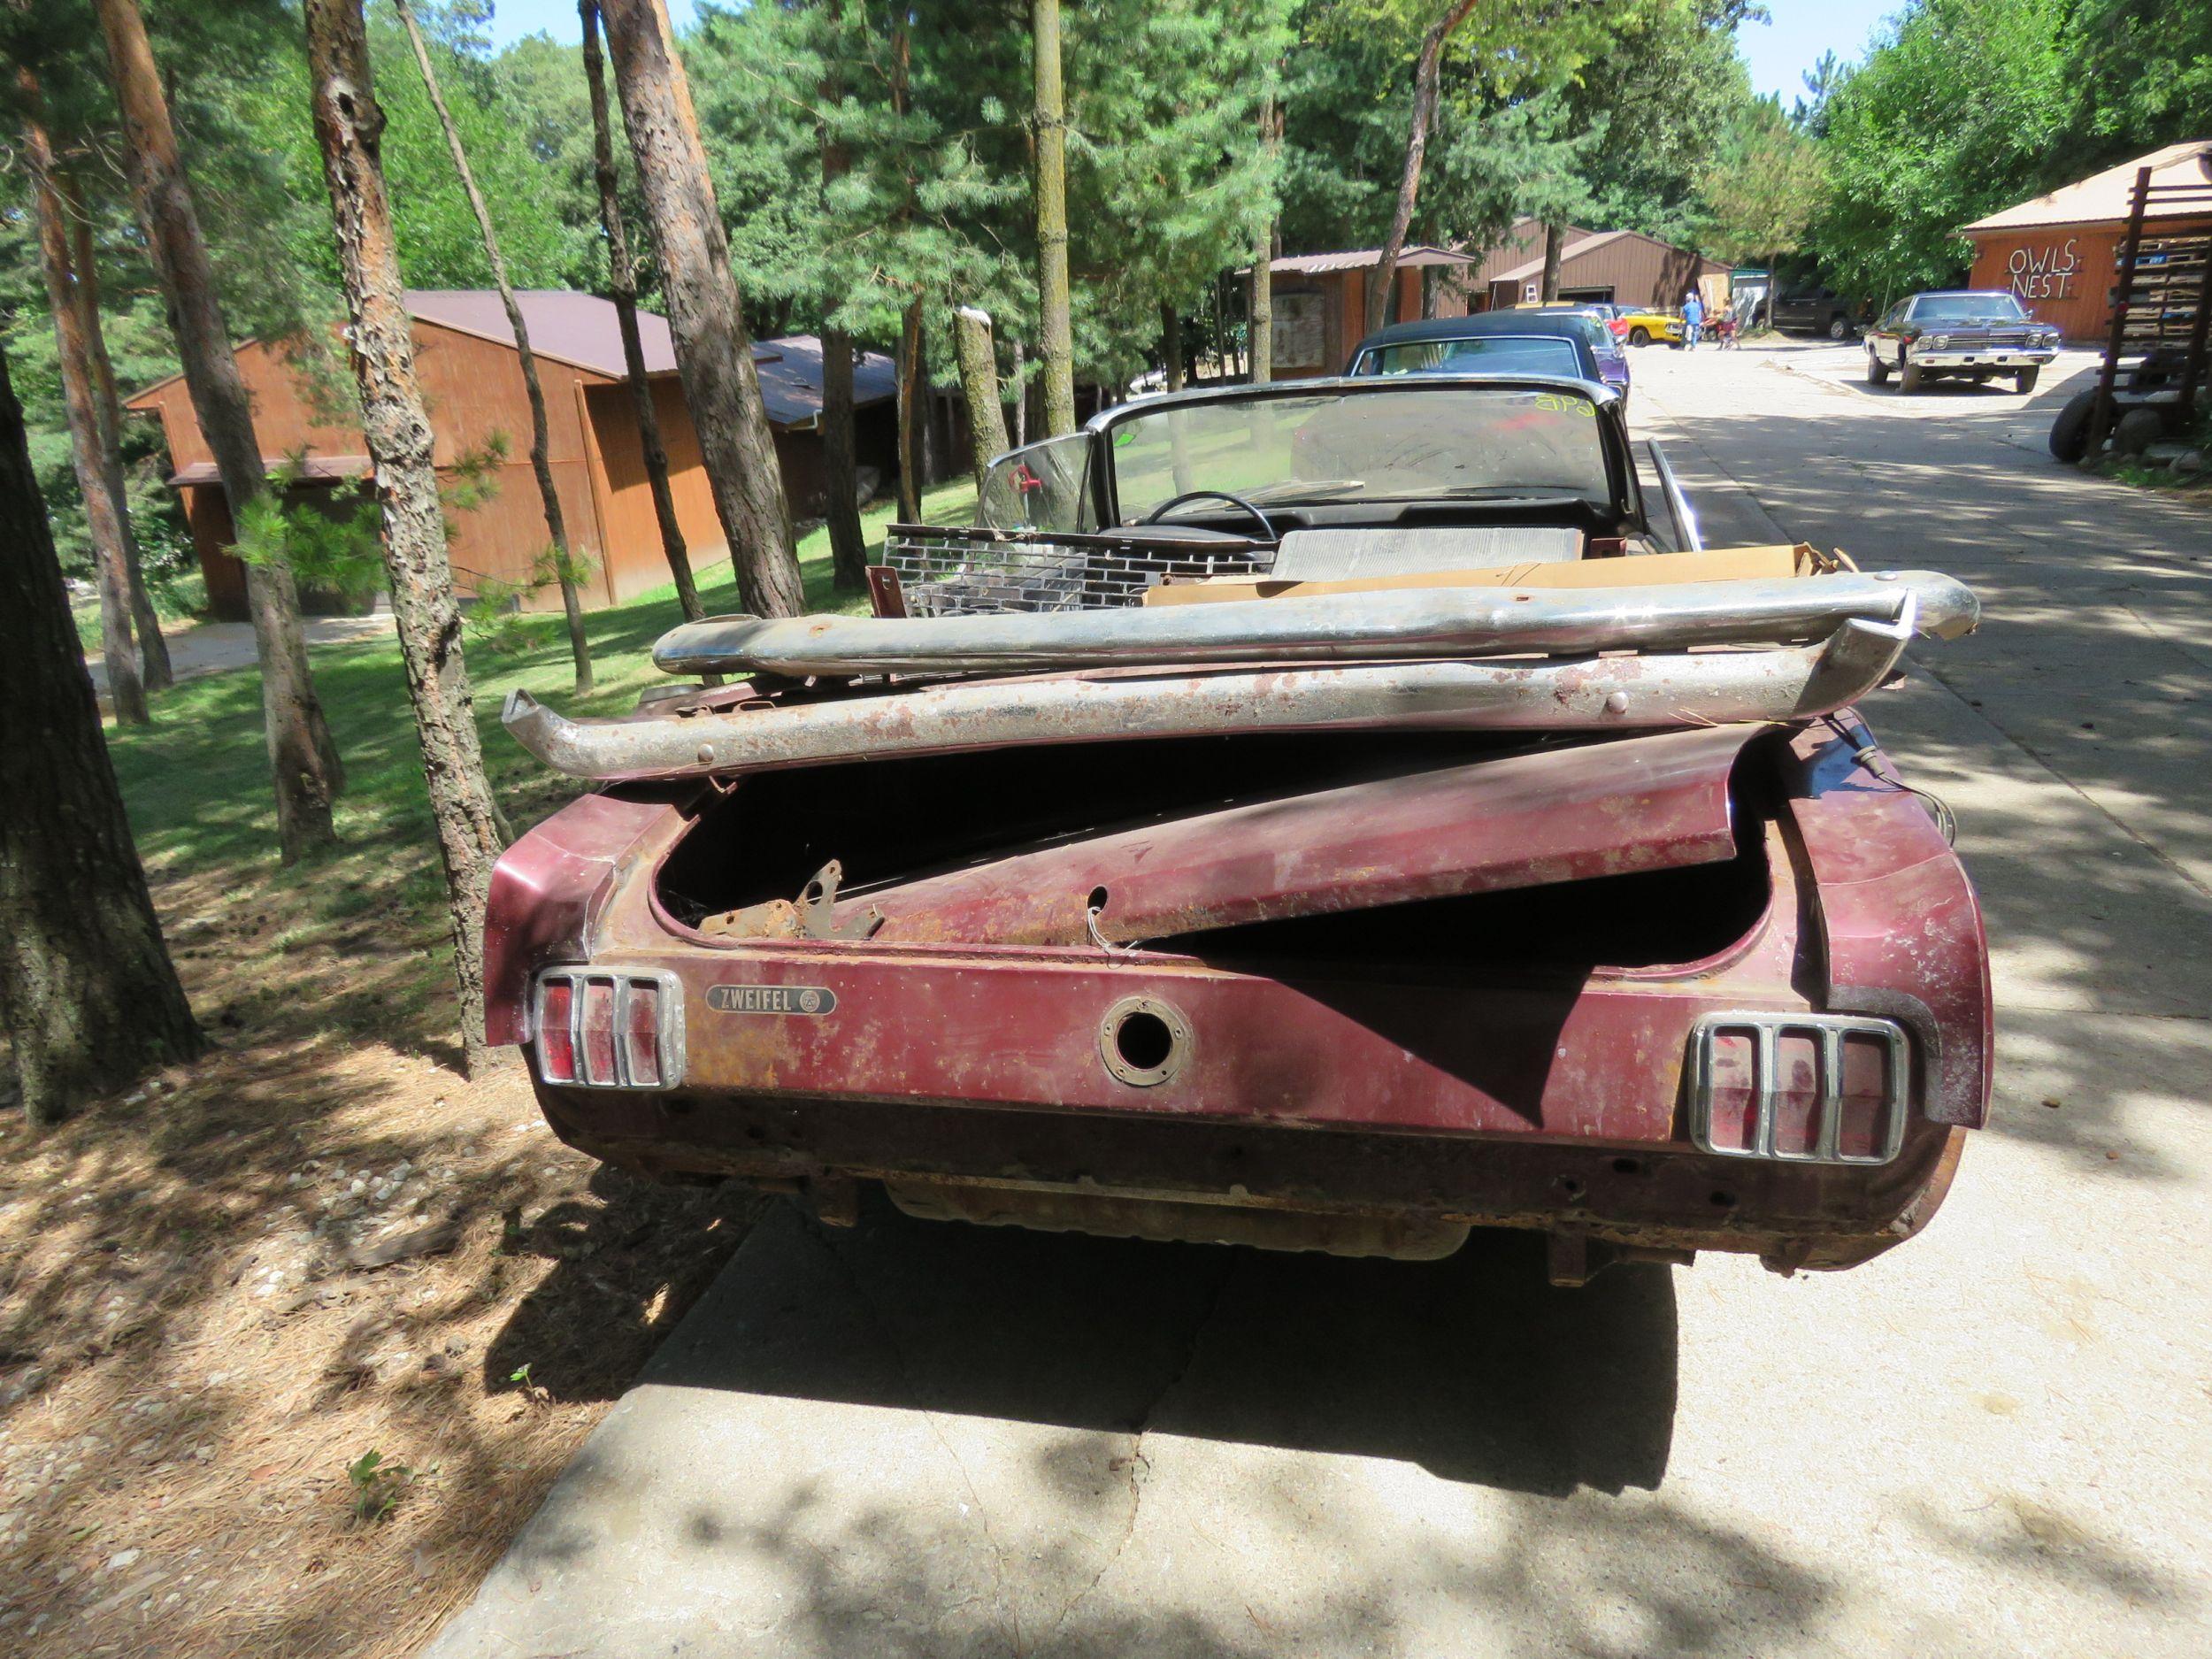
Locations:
22;95;147;729
96;0;344;859
1540;222;1563;303
1161;301;1184;392
304;0;506;1077
1032;0;1076;436
953;306;1010;501
0;342;202;1127
895;296;925;521
580;0;701;620
819;328;868;591
396;0;592;691
813;8;868;593
1370;0;1479;336
67;187;173;692
1010;339;1026;446
1251;94;1276;387
600;0;805;618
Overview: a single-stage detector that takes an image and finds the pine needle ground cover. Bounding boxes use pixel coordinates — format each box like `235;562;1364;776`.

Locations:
0;486;969;1658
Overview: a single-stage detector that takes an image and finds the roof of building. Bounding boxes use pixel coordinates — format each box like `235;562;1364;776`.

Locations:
1261;244;1475;275
1486;227;1728;286
128;290;896;429
1962;141;2212;233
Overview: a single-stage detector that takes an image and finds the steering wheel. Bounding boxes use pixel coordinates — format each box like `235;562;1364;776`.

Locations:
1140;489;1278;541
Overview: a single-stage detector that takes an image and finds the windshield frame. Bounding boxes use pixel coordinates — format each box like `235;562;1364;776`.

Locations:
1084;374;1636;532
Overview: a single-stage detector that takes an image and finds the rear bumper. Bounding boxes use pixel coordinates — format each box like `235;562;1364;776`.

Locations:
488;726;1990;1270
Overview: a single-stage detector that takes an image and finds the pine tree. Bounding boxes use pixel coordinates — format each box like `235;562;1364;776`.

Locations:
600;0;804;617
579;0;703;619
0;337;201;1127
19;75;147;728
95;0;349;861
395;0;594;691
303;0;508;1074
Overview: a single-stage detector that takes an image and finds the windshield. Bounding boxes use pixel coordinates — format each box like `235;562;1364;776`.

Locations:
1351;336;1586;378
1105;385;1612;521
979;433;1097;533
1913;294;2027;322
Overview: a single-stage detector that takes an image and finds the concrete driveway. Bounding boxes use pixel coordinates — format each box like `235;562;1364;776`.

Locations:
424;347;2212;1659
83;606;394;700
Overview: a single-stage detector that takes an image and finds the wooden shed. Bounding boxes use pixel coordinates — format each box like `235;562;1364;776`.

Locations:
1963;141;2212;340
1248;247;1478;379
1470;220;1729;313
125;290;897;618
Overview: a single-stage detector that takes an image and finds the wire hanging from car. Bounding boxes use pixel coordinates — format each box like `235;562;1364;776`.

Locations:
1823;711;1957;844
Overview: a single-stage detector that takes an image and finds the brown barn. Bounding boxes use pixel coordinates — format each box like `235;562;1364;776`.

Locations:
125;290;898;618
1963;141;2212;340
1249;247;1478;378
1467;219;1729;313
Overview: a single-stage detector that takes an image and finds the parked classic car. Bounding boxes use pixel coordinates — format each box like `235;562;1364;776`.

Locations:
1348;312;1631;407
1865;290;2062;394
488;372;1991;1285
1611;304;1684;347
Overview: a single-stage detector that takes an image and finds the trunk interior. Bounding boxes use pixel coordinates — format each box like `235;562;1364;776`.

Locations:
652;732;1775;974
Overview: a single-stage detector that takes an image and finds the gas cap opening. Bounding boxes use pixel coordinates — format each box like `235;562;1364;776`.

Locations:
1100;996;1190;1087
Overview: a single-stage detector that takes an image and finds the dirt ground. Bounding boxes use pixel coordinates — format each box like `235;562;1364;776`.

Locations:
0;861;763;1656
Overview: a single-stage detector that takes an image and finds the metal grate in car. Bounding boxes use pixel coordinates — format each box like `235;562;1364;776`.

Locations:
884;526;1273;617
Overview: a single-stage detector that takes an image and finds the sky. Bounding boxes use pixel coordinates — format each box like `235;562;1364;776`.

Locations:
480;0;1898;104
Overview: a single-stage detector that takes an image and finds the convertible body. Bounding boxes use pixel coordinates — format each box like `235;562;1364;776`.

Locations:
487;375;1990;1282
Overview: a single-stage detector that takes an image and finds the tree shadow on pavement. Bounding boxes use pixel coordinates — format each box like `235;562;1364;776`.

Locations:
492;1193;1677;1499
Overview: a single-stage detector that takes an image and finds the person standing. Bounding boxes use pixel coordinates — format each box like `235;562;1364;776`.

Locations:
1682;288;1706;350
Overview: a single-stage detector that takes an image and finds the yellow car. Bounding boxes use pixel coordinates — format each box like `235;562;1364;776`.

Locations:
1612;306;1684;348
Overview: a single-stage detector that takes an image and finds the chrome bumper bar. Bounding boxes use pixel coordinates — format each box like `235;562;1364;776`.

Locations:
505;613;1916;783
649;570;1977;679
1910;349;2058;368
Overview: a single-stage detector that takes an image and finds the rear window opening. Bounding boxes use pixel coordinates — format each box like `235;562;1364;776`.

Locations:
654;732;1772;974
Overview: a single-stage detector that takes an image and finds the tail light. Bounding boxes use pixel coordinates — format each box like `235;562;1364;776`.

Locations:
1686;1012;1909;1165
533;968;683;1088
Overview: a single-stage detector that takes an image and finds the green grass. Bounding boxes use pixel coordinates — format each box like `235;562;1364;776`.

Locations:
104;480;976;956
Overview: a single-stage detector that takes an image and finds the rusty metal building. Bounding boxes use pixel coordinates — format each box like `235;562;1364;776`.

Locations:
1963;141;2212;340
126;290;897;618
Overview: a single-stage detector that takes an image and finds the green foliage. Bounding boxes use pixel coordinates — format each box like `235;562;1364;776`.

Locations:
2066;0;2212;170
346;1448;413;1524
688;0;1291;392
1816;0;2071;301
1696;95;1824;266
232;452;386;606
466;542;600;657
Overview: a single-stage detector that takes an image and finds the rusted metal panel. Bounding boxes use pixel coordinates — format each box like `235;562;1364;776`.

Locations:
503;618;1911;783
572;803;1800;1144
649;569;1978;677
1782;724;1993;1129
531;1086;1967;1271
848;726;1754;947
480;791;688;1046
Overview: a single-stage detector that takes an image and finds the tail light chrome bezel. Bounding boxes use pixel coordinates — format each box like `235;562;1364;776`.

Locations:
1686;1011;1910;1166
532;967;685;1090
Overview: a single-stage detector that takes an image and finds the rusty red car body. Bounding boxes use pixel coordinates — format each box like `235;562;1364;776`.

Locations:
485;376;1991;1280
485;717;1988;1279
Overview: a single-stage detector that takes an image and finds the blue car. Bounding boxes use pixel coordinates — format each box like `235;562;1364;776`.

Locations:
1347;311;1632;412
